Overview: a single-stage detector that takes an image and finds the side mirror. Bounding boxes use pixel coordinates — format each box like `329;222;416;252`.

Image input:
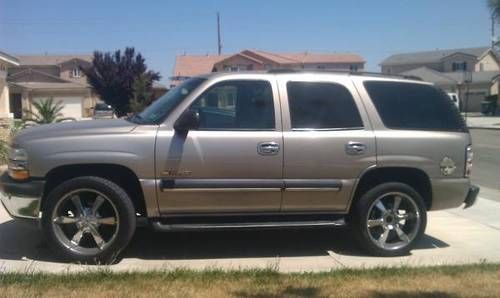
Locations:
174;110;199;132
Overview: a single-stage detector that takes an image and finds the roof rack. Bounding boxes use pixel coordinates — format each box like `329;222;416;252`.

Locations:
267;68;422;80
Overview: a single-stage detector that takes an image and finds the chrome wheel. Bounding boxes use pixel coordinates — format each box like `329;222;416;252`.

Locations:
51;189;120;256
366;192;421;251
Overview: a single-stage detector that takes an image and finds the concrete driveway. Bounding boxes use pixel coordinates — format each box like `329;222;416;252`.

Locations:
1;195;500;273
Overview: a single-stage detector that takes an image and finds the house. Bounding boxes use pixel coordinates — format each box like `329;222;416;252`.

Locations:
0;51;20;118
381;46;500;112
380;47;492;74
170;49;365;87
400;67;500;111
7;54;99;119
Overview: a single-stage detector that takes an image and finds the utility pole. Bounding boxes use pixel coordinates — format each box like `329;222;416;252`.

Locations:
217;12;222;55
492;12;496;49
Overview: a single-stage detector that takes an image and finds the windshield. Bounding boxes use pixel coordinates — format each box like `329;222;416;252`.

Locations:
131;77;206;124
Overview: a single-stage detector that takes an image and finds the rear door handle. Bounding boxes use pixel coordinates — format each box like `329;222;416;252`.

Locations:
345;141;366;155
258;142;280;156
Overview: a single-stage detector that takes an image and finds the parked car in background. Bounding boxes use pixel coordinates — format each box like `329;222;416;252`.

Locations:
448;92;461;110
0;70;478;263
92;103;115;119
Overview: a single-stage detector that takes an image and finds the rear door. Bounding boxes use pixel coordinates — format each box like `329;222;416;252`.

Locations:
278;75;376;212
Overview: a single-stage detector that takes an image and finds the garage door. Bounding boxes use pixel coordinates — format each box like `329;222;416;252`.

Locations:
34;96;83;119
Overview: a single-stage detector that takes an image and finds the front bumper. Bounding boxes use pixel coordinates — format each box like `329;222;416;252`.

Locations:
0;172;44;219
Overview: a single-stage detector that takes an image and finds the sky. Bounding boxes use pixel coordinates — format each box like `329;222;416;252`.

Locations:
0;0;495;84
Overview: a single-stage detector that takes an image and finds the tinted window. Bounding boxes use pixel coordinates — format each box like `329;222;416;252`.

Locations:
364;81;466;131
287;81;363;129
189;80;275;130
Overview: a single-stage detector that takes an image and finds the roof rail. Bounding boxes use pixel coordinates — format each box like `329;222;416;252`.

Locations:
266;68;422;80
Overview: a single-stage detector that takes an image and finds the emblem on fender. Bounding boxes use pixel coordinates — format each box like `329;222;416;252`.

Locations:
440;157;456;176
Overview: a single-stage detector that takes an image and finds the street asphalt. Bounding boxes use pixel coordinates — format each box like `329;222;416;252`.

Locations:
470;129;500;202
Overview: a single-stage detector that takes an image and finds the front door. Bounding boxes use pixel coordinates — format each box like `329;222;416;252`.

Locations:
278;76;376;212
155;78;283;214
9;93;22;119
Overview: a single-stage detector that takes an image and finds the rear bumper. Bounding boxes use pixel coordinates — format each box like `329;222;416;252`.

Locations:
464;185;480;209
430;178;479;210
0;172;44;220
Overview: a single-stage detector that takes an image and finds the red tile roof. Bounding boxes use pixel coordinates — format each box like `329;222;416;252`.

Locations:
172;50;364;79
171;54;229;78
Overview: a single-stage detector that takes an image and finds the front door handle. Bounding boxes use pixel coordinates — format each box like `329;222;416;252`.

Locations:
258;142;280;156
345;141;366;155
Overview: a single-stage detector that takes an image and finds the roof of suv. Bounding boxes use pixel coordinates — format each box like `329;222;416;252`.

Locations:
196;70;430;85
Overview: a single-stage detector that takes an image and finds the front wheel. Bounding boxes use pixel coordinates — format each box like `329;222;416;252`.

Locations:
351;182;427;257
41;176;136;264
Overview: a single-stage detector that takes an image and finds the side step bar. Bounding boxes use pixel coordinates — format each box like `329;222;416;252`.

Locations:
151;219;346;232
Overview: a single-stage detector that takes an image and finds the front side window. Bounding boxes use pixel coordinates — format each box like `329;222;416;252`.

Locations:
364;81;466;132
133;77;206;124
188;80;275;130
287;81;363;130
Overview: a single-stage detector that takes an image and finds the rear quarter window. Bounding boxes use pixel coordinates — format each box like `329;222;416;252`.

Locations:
364;81;466;132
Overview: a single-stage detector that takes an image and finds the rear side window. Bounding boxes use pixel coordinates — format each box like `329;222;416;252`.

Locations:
287;81;363;129
364;81;466;131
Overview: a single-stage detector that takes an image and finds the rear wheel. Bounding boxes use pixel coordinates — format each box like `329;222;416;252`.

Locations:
41;176;136;264
351;182;427;257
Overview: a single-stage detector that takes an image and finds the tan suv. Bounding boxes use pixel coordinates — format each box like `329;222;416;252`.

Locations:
0;71;479;263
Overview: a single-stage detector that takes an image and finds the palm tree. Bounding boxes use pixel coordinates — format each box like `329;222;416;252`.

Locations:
23;98;75;125
489;0;500;46
0;120;24;164
489;0;500;17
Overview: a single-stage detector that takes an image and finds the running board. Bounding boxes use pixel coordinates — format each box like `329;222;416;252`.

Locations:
151;219;346;232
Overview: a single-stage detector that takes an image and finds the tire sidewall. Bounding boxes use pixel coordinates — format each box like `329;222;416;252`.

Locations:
352;182;427;257
41;176;136;264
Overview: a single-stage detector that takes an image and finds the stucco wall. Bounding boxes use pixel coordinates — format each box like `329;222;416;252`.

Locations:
475;53;500;71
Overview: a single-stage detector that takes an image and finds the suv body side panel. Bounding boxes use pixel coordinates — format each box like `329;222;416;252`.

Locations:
155;74;284;214
277;74;376;212
352;77;472;210
15;124;159;217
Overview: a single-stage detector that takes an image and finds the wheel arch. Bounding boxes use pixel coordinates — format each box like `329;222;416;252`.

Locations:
349;166;432;212
41;164;147;217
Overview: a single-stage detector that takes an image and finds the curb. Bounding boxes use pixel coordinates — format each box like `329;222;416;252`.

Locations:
468;126;500;131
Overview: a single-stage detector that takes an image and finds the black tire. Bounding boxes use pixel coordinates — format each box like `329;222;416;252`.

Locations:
351;182;427;257
41;176;136;264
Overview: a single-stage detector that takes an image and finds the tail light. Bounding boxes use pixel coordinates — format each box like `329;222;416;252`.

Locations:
465;145;473;178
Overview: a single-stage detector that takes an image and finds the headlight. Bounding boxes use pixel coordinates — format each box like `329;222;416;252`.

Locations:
465;145;473;178
8;147;29;180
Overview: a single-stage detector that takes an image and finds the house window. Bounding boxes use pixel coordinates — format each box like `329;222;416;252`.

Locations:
72;67;82;78
350;65;359;72
452;62;467;72
0;64;5;71
223;65;250;72
317;65;326;69
479;63;484;72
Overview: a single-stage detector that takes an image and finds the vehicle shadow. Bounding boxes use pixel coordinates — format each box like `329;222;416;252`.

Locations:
0;219;449;264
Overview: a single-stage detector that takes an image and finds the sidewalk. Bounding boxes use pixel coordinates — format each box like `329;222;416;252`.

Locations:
0;195;499;273
465;116;500;130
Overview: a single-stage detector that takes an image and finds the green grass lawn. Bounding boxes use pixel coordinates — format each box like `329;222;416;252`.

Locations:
1;263;499;297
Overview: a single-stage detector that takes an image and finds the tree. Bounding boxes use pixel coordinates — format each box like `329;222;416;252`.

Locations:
23;98;74;125
81;47;160;117
129;73;154;113
489;0;500;17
